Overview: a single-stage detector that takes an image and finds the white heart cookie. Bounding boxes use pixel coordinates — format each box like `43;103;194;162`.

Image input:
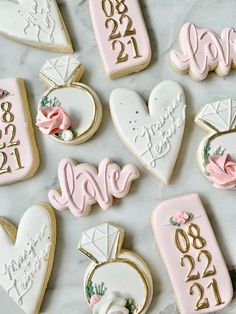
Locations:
0;204;56;314
110;81;186;184
0;0;72;52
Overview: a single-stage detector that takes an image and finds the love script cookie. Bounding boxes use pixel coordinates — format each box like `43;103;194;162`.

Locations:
170;23;236;81
89;0;151;79
195;99;236;189
48;158;139;218
78;223;153;314
0;204;56;314
110;80;186;184
36;56;103;145
152;193;233;314
0;0;73;52
0;78;39;185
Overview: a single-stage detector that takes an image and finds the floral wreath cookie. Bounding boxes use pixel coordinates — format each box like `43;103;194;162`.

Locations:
152;193;233;314
48;157;139;218
195;99;236;189
0;204;56;314
36;56;103;145
0;78;39;185
0;0;72;52
78;223;153;314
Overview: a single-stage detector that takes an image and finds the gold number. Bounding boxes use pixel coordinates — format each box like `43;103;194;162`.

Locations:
5;124;20;147
188;224;206;250
102;0;114;17
1;102;14;123
105;18;121;40
189;283;209;311
11;148;24;170
112;40;128;63
115;0;128;14
207;279;225;306
0;129;6;149
197;250;216;278
120;14;136;36
0;152;11;175
181;255;200;282
127;37;142;59
175;228;190;254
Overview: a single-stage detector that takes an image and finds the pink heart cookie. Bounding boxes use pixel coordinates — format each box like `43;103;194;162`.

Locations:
152;193;233;314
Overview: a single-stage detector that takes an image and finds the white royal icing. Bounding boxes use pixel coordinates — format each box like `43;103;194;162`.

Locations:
0;205;55;314
110;80;186;184
93;292;128;314
0;0;72;51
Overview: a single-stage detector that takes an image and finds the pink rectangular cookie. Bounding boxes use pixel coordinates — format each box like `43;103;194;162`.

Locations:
0;78;39;185
89;0;151;79
152;193;233;314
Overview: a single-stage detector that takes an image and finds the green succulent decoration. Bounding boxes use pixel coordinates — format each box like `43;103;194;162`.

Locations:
86;281;95;299
86;281;107;300
203;142;211;164
126;298;137;314
40;95;61;108
213;145;225;156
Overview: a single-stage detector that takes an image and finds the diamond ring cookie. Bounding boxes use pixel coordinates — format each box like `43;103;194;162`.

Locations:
170;23;236;81
36;56;103;145
110;80;186;184
195;99;236;189
48;158;139;218
0;204;56;314
0;0;73;52
0;78;39;185
78;223;153;314
152;193;233;314
89;0;151;79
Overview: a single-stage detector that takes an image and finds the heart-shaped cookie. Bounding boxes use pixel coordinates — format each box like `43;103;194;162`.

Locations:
0;0;72;52
110;81;186;184
0;204;56;314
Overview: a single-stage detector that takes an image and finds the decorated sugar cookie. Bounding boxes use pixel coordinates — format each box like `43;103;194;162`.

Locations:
78;223;153;314
170;23;236;81
89;0;151;79
0;204;56;314
195;99;236;189
0;78;39;185
0;0;72;52
152;193;233;314
36;56;103;144
110;80;186;184
48;158;139;218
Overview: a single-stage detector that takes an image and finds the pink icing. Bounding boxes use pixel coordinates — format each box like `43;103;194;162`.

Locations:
152;193;233;314
172;211;190;225
89;295;101;309
206;154;236;189
48;158;139;218
170;23;236;80
89;0;151;78
36;107;71;135
0;78;39;185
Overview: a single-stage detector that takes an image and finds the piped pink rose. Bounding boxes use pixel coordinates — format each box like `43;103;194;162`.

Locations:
206;154;236;189
36;107;71;135
89;295;101;309
172;211;190;225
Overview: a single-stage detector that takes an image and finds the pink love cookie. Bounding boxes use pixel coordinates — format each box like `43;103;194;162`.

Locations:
170;23;236;81
48;158;139;218
0;78;39;185
89;0;151;79
152;193;233;314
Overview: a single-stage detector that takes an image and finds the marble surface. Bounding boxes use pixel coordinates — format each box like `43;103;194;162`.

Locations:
0;0;236;313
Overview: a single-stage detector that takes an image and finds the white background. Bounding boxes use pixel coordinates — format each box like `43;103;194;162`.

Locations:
0;0;236;313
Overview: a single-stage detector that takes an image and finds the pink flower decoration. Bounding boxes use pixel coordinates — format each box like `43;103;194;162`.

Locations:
0;89;4;98
206;154;236;189
172;211;190;225
89;295;101;309
36;107;71;135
